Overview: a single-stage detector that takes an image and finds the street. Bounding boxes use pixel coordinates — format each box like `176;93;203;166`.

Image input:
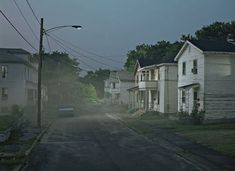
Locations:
24;110;199;171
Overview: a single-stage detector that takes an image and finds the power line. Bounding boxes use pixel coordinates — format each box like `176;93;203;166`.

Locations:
47;34;96;70
12;0;39;42
45;35;51;52
0;10;38;52
47;33;120;69
25;0;40;24
50;33;125;64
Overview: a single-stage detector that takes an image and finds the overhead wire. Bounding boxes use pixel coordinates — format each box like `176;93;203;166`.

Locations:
46;33;96;70
12;0;39;42
49;33;125;64
0;10;38;52
25;0;40;24
47;33;120;69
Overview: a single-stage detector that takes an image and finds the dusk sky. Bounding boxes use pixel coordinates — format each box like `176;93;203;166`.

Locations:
1;0;235;71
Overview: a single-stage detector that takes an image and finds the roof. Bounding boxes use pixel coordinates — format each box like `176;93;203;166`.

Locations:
0;48;37;69
0;53;27;63
138;58;160;68
109;70;134;82
0;48;31;55
190;39;235;52
175;39;235;61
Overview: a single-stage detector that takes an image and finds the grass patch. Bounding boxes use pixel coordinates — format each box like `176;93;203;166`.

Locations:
122;112;235;159
0;115;17;131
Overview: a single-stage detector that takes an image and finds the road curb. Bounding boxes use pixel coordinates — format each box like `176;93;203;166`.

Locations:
13;121;54;171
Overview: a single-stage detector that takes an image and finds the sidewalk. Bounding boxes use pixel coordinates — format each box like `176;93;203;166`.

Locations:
0;121;51;171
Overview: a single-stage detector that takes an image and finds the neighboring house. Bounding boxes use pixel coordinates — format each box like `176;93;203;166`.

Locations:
104;70;134;105
128;59;178;114
0;48;44;113
175;39;235;120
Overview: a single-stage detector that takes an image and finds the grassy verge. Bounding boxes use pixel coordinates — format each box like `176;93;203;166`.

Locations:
0;115;17;131
122;112;235;159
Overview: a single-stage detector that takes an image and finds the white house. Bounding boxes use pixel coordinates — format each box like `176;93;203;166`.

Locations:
128;59;178;114
175;39;235;120
104;70;134;105
0;48;43;114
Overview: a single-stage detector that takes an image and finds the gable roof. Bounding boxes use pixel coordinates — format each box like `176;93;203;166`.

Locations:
138;58;160;68
109;70;134;82
117;70;134;81
0;48;31;55
175;39;235;61
190;39;235;52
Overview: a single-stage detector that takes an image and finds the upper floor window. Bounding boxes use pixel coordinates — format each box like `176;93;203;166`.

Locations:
192;59;198;74
1;65;8;78
182;62;186;75
1;88;8;101
151;69;155;80
112;82;116;89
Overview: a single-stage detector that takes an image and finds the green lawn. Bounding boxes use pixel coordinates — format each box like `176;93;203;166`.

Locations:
123;112;235;159
0;115;17;131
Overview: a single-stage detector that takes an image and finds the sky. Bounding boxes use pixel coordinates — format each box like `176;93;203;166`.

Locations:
0;0;235;72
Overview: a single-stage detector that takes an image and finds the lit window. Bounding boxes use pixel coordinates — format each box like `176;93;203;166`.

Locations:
1;66;8;78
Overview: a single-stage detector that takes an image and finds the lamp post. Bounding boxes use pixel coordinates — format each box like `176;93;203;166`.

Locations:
37;18;82;128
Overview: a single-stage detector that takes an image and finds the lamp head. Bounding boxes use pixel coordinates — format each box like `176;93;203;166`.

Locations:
72;25;82;30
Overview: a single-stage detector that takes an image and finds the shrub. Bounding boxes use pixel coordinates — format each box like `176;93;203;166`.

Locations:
11;105;24;118
178;105;205;125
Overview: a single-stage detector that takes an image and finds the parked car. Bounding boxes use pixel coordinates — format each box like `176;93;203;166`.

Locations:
58;105;75;117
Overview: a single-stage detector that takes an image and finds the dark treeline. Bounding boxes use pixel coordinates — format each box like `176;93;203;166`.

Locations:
124;21;235;71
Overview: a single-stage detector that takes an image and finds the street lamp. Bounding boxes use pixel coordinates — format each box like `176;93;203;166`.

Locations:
37;18;82;128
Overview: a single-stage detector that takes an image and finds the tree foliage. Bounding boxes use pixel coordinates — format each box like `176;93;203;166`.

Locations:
80;69;110;98
124;41;182;71
125;21;235;71
40;51;97;106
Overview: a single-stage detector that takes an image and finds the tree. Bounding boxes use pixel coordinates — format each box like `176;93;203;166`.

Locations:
39;51;97;107
124;21;235;71
80;69;110;98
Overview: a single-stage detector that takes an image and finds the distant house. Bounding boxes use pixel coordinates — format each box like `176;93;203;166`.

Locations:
128;59;178;114
175;39;235;120
0;48;46;113
104;70;134;105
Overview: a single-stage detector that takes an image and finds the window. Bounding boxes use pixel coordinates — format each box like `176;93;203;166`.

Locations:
192;59;198;74
182;90;186;103
151;69;155;80
194;91;198;100
1;65;8;78
1;88;8;101
112;83;116;89
157;91;160;105
182;62;186;75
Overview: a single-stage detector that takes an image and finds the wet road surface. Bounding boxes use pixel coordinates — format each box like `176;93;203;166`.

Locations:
25;112;200;171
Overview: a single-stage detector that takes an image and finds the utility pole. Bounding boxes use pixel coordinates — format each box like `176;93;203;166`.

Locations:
37;18;43;128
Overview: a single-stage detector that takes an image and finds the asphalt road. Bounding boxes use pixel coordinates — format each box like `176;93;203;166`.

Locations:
25;112;200;171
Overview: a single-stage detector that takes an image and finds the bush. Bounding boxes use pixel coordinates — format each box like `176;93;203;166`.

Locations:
11;105;24;118
178;106;205;125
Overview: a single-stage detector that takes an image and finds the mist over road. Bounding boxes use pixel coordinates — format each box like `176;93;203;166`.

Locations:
25;108;199;171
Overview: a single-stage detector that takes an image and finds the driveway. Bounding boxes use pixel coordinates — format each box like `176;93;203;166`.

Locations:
24;111;200;171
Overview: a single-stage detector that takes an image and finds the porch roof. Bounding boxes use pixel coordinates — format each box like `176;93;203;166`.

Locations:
178;83;200;89
127;86;139;91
